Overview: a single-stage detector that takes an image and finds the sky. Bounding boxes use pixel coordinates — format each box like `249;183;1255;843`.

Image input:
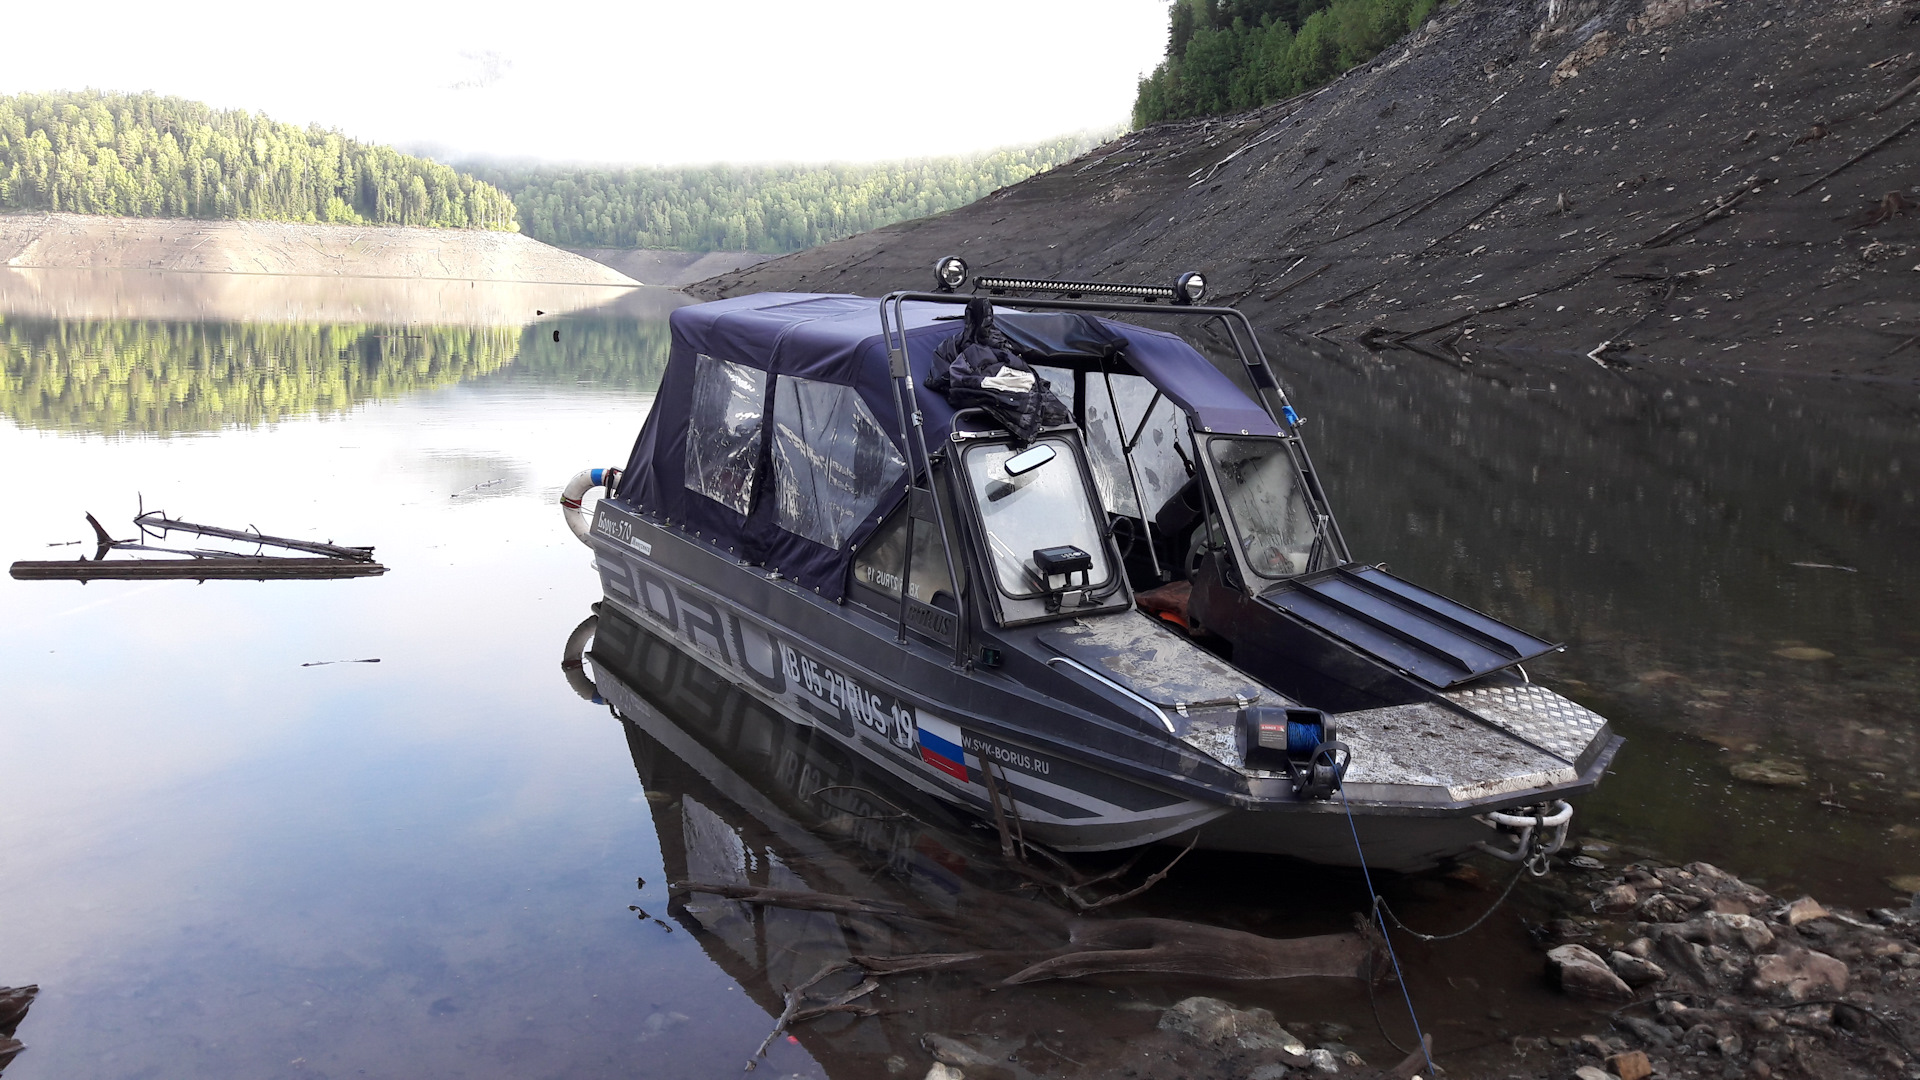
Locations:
4;0;1172;167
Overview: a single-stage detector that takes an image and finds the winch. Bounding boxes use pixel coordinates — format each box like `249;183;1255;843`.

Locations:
1242;705;1349;800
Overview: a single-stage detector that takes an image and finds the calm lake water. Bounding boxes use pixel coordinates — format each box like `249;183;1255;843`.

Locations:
2;270;1916;1079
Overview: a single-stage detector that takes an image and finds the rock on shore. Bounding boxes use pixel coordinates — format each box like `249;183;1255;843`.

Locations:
1534;855;1920;1080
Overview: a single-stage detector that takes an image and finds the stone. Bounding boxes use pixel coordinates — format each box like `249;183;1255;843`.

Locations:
1549;943;1635;1000
922;1034;996;1068
924;1065;964;1080
1637;893;1695;922
1629;0;1721;36
1617;1015;1675;1046
1248;1067;1290;1080
1772;647;1834;661
1625;937;1655;958
1750;946;1849;1002
1158;997;1306;1055
885;1055;909;1075
1784;897;1829;927
1731;760;1809;787
1610;1049;1654;1080
1886;875;1920;895
1307;1047;1339;1073
1658;934;1717;986
1573;1067;1618;1080
1706;912;1775;951
1596;884;1640;914
1611;950;1669;987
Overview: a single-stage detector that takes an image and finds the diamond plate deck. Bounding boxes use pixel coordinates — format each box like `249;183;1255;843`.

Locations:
1445;684;1608;763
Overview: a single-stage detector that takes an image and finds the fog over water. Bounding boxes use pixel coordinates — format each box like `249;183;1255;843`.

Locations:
1;272;1916;1077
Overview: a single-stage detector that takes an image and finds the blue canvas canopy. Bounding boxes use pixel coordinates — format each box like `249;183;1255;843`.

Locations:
614;292;1280;601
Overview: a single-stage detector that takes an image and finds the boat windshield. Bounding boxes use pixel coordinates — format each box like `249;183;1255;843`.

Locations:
1206;436;1337;580
962;437;1112;599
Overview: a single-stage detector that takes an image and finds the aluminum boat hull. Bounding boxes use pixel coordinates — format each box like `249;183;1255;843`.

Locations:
588;499;1620;872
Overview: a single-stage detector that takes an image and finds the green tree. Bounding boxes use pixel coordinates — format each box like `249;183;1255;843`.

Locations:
463;132;1104;254
0;91;518;230
1133;0;1436;126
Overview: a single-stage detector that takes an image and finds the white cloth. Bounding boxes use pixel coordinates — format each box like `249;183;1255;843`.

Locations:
980;367;1035;393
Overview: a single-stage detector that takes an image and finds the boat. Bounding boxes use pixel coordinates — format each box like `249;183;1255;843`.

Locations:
561;261;1622;872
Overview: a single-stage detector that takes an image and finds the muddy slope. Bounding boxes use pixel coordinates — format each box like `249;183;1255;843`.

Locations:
697;0;1920;381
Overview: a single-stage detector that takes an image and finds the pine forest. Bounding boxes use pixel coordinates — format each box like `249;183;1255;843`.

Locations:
464;134;1101;254
0;91;519;230
1132;0;1437;126
0;91;1102;255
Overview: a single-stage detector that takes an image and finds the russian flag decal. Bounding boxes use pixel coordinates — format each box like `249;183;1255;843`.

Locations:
916;713;970;782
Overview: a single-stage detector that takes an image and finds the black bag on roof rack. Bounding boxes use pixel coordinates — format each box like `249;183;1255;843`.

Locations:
925;299;1072;445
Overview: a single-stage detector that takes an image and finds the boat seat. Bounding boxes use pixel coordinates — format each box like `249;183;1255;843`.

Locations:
1134;580;1192;630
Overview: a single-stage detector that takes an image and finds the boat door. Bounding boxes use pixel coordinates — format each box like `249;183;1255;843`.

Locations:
947;425;1135;628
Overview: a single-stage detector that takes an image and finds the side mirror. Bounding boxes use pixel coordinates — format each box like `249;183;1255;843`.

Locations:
1003;443;1056;476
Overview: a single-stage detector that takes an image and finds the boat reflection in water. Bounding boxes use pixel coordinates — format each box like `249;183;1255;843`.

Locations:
571;605;1406;1077
579;604;1061;1075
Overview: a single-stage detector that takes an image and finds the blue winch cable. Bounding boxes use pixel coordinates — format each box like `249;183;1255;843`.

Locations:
1338;781;1437;1078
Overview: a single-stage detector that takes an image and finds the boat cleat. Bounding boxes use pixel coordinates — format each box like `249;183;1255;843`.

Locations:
1475;800;1572;875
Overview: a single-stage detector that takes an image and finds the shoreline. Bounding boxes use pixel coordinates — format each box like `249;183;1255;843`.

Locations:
0;212;639;287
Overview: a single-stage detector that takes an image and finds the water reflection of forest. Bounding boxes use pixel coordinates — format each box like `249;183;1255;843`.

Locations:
0;315;672;435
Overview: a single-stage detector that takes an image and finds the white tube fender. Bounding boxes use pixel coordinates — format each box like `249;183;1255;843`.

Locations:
561;466;621;546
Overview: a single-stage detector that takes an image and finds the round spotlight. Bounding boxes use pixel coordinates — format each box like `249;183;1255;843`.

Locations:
934;256;969;293
1174;271;1207;305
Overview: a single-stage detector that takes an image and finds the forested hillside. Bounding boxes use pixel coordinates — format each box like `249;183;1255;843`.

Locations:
466;134;1101;253
0;91;518;230
1133;0;1435;124
0;91;1099;256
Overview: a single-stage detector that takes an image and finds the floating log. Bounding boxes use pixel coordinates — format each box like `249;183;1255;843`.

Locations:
134;512;375;561
10;558;388;581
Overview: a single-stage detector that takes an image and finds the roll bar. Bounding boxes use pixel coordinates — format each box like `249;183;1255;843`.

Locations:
874;281;1351;665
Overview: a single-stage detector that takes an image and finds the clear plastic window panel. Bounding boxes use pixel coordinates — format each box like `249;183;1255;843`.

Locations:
1082;373;1189;520
852;504;957;604
770;376;906;549
683;353;767;515
963;438;1112;599
1207;436;1326;579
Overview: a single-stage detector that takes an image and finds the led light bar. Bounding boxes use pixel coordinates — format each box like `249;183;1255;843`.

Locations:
974;275;1179;300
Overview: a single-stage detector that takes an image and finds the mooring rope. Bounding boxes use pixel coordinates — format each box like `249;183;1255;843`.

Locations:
1339;782;1438;1079
1373;861;1529;942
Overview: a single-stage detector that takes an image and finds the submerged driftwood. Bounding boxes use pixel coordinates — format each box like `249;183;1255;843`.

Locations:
1004;916;1376;985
